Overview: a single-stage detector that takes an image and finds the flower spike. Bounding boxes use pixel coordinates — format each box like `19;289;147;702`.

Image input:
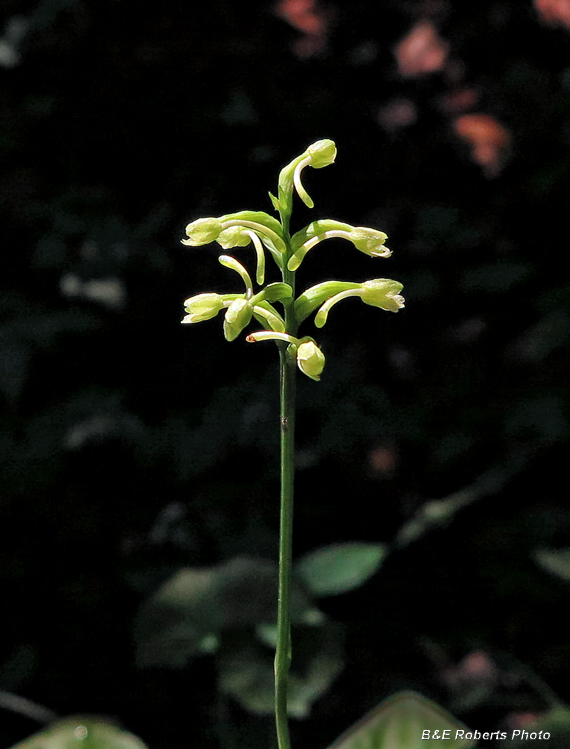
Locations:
181;140;403;374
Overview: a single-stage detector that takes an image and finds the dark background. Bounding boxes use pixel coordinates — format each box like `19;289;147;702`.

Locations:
2;0;570;747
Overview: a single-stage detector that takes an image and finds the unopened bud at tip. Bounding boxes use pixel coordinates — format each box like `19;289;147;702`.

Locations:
307;139;337;169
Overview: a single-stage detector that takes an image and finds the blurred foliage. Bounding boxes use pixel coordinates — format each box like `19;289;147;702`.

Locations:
8;717;148;749
3;0;570;747
326;691;475;749
135;544;384;717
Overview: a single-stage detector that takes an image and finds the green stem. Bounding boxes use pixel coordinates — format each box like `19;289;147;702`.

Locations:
274;215;296;749
275;344;295;749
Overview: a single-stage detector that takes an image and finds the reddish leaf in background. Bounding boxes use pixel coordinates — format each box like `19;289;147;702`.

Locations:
368;444;398;477
438;87;480;115
394;20;449;78
377;98;418;132
442;651;499;691
453;113;511;177
506;712;543;729
534;0;570;30
275;0;328;58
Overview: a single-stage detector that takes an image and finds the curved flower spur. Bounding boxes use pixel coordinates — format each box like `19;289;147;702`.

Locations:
180;139;404;749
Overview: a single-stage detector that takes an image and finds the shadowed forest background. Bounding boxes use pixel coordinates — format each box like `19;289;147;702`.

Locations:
2;0;570;747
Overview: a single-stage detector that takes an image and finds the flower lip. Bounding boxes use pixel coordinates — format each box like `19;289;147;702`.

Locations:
350;227;390;256
182;292;225;323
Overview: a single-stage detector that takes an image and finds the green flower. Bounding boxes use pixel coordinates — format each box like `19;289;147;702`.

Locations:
288;220;391;271
359;279;405;312
182;211;286;274
182;258;289;340
314;279;405;327
292;140;337;208
273;139;337;216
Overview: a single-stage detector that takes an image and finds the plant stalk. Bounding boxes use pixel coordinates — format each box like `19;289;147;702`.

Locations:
275;344;295;749
274;220;296;749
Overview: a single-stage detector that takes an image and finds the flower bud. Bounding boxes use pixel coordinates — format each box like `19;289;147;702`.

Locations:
360;279;405;312
182;293;224;323
306;139;337;169
297;340;325;381
182;218;223;246
223;298;253;341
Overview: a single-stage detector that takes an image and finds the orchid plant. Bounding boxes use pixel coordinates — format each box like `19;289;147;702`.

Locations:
181;139;404;749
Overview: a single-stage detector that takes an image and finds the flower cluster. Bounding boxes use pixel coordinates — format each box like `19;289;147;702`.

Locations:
181;139;404;380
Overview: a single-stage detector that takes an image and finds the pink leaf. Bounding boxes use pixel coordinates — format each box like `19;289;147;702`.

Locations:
453;113;511;177
394;20;449;78
534;0;570;30
275;0;328;58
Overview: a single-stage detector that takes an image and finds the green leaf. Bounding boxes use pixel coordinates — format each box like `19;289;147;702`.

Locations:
395;495;473;548
295;542;386;597
135;556;315;668
134;566;219;667
8;717;149;749
326;692;476;749
218;622;343;718
533;547;570;583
